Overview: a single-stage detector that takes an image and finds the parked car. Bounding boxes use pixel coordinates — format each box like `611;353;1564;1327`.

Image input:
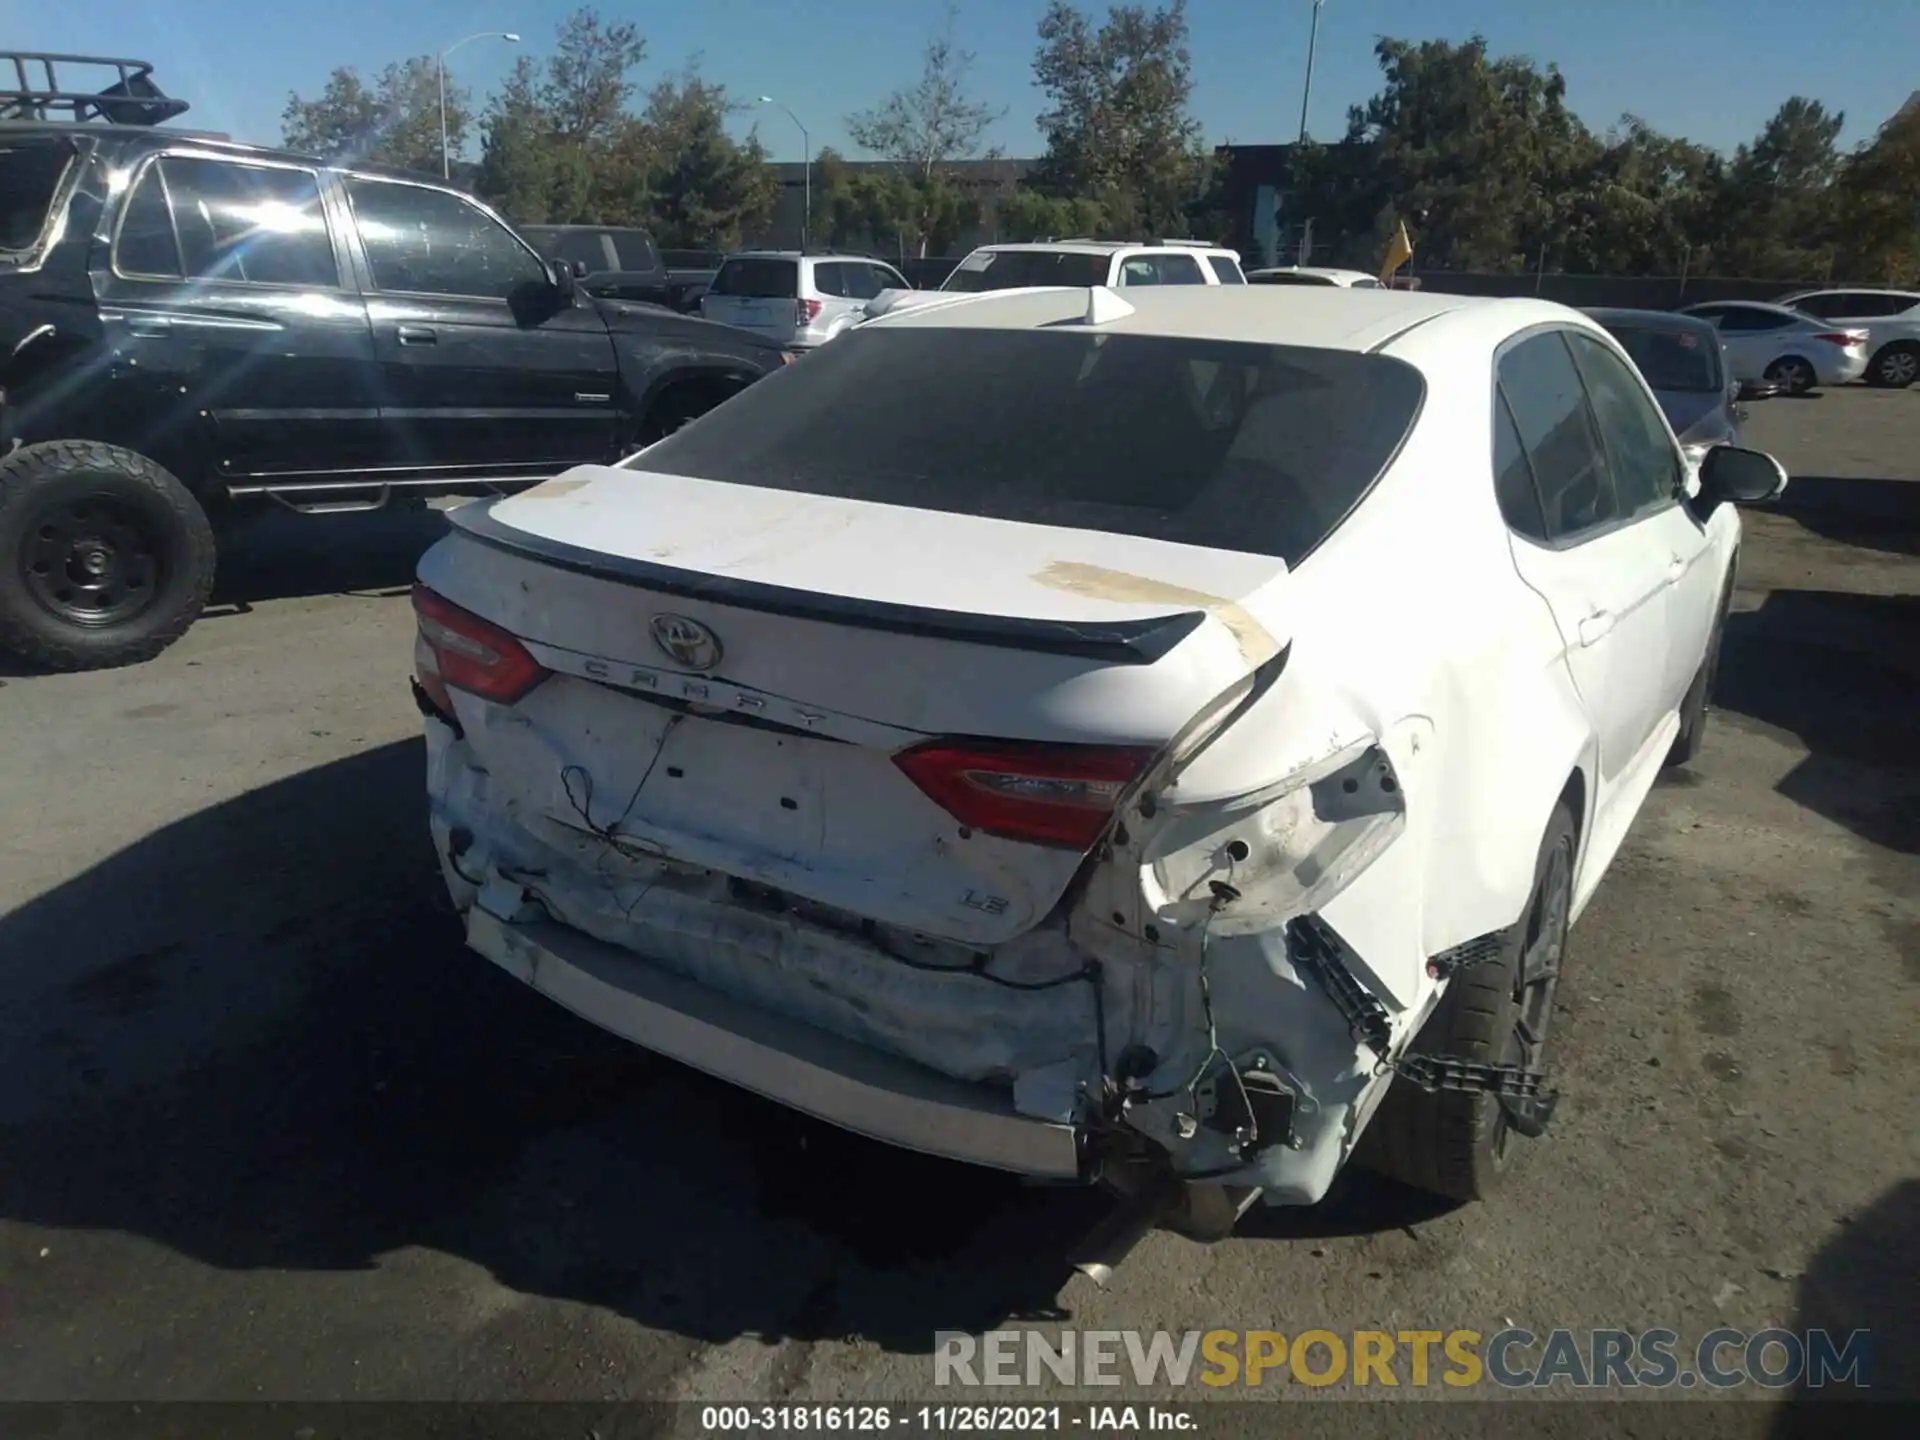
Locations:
862;240;1248;324
1584;307;1745;462
1677;300;1867;395
700;250;912;350
1245;266;1384;288
1772;287;1920;388
411;284;1787;1232
519;224;676;309
0;53;789;671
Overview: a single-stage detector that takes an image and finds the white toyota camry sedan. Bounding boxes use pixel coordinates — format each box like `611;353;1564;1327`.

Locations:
411;285;1788;1231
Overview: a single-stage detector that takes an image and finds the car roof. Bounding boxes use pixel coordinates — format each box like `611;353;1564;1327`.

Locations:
0;120;451;185
1777;286;1919;299
866;283;1528;352
967;240;1235;257
1246;265;1375;282
1682;299;1808;319
1584;307;1720;336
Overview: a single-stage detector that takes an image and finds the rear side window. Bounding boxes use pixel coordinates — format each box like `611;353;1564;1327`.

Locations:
611;229;659;271
531;228;620;273
811;263;848;298
158;157;339;287
711;258;798;298
1717;306;1789;333
637;327;1425;567
0;137;74;254
1206;255;1247;284
1492;393;1549;542
114;163;182;277
1497;331;1618;542
941;250;1109;291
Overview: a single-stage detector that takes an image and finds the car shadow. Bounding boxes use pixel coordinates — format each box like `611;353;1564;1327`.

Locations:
0;739;1423;1360
1713;589;1920;856
206;504;453;612
1766;1178;1917;1434
1764;475;1920;559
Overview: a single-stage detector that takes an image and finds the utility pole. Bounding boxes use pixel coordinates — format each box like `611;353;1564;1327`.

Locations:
1297;0;1325;144
759;97;811;247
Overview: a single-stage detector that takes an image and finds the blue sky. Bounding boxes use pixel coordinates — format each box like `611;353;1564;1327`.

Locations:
8;0;1915;163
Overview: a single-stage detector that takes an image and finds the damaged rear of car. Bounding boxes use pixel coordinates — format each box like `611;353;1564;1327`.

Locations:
414;292;1576;1224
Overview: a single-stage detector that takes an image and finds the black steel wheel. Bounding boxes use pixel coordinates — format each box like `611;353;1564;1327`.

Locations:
0;441;215;671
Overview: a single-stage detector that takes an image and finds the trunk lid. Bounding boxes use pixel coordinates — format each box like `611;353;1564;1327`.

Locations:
422;467;1291;946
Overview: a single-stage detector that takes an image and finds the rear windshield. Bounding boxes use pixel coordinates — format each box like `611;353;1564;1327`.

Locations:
0;137;75;254
1603;324;1723;393
941;250;1109;292
711;257;798;298
639;327;1425;566
1249;272;1334;287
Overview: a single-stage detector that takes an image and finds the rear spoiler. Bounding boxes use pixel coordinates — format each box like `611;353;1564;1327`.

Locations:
446;498;1207;665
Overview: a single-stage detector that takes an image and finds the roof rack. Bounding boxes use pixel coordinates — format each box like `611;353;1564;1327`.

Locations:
1;51;189;126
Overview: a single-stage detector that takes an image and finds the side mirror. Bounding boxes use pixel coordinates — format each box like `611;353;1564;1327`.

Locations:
570;259;590;279
547;259;577;299
1697;444;1788;509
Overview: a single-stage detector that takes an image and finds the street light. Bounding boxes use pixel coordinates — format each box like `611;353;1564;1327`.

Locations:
758;96;810;247
1298;0;1325;144
439;31;519;180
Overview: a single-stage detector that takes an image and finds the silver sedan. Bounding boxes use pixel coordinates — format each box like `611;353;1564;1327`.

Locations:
1677;301;1869;394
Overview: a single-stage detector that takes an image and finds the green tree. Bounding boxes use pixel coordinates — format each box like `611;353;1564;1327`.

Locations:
282;56;466;175
641;69;779;249
1028;0;1207;237
994;187;1109;242
1833;97;1920;282
1708;98;1845;279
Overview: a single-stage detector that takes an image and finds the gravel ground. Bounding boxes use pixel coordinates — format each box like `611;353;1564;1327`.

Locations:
0;389;1913;1436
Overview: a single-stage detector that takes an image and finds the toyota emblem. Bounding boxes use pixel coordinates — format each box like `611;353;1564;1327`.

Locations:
649;613;722;671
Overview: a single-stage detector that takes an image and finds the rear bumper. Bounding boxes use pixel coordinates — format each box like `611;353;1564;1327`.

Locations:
463;904;1088;1181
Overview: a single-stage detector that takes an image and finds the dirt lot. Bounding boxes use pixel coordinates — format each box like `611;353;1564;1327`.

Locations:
0;389;1914;1431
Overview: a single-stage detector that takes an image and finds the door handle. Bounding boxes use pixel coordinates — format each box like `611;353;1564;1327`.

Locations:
395;325;438;346
1577;609;1616;647
125;315;172;336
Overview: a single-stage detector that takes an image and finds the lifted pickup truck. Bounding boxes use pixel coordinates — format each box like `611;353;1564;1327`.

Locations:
0;53;789;671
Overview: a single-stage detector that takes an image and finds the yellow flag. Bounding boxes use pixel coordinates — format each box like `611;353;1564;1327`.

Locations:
1379;219;1414;284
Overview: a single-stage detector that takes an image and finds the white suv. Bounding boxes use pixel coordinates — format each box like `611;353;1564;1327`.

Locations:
701;250;911;350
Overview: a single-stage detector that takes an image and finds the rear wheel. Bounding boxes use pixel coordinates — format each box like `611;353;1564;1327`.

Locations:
0;440;216;671
1764;355;1817;395
632;379;736;450
1356;798;1577;1202
1868;343;1919;389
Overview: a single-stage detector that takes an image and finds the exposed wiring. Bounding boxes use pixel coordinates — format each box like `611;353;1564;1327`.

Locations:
559;713;682;861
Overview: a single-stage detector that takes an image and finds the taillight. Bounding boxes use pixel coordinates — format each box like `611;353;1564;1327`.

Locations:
412;583;549;710
796;298;823;325
893;738;1157;849
1813;331;1867;347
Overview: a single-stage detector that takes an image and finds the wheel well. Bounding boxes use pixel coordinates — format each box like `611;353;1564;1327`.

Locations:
1557;767;1588;867
643;373;740;427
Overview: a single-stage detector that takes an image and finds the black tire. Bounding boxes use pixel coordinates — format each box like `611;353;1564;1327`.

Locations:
1356;797;1577;1203
633;381;731;450
1867;342;1919;389
1764;356;1817;395
0;440;216;672
1667;593;1730;769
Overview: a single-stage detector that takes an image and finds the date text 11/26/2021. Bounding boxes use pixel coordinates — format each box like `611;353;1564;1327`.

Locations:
699;1406;1197;1432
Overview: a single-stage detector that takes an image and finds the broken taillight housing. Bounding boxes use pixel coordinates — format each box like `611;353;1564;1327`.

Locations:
893;738;1157;850
412;583;549;714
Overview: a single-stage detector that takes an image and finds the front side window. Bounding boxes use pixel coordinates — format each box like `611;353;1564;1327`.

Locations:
1497;331;1618;543
527;228;618;274
150;157;338;287
611;230;659;271
636;326;1425;568
348;180;546;300
1567;332;1683;519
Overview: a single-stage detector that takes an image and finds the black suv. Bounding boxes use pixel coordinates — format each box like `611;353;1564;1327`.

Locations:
0;53;790;671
